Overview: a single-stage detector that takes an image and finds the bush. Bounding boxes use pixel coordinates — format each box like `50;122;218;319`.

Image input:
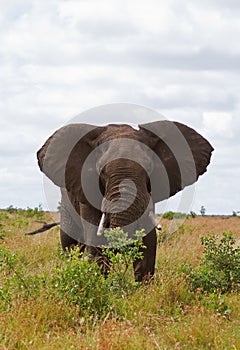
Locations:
3;205;45;220
52;228;145;318
162;211;187;220
5;205;18;214
0;246;44;310
24;205;45;219
187;232;240;293
52;248;111;317
102;228;146;288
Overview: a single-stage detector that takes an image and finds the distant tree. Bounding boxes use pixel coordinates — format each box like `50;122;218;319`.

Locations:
6;205;18;214
200;205;206;216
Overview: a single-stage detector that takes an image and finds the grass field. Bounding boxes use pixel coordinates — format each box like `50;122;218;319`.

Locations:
0;209;239;350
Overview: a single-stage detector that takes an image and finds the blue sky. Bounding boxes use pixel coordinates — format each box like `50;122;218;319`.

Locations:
0;0;240;215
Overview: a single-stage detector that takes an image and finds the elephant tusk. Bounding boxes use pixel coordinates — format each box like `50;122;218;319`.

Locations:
97;213;105;236
149;211;162;230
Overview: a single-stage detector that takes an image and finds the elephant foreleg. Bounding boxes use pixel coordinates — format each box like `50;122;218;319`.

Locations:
86;246;111;277
133;229;157;282
60;229;85;252
60;188;85;251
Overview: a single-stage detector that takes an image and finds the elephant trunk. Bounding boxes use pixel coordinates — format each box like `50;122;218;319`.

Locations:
97;173;152;235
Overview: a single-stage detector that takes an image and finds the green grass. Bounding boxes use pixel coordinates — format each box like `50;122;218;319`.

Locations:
0;210;239;349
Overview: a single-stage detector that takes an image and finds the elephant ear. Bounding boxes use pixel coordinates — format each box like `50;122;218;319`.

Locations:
37;124;105;200
139;120;214;203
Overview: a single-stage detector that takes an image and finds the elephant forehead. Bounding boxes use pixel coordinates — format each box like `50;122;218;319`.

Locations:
96;138;153;172
97;124;138;141
100;138;145;156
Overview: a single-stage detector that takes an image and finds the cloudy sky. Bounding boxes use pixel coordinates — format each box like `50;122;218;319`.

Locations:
0;0;239;215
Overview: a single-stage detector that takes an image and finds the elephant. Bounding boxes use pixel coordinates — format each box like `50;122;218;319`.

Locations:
37;120;214;281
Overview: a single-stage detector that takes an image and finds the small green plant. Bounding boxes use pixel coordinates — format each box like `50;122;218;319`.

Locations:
0;212;9;221
188;232;240;293
11;216;29;228
200;293;232;318
157;227;169;243
25;205;45;219
102;228;146;289
0;245;18;273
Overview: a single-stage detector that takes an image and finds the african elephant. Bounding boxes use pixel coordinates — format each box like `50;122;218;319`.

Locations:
37;120;213;281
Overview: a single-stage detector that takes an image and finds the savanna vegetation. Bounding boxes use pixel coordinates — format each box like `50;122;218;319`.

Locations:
0;207;239;349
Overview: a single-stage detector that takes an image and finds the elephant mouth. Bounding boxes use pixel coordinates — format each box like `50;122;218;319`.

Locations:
96;210;161;236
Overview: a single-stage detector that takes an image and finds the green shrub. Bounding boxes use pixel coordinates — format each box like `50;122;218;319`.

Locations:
0;246;45;310
52;248;111;317
5;205;18;214
3;205;45;220
187;232;240;293
162;211;187;220
199;293;232;318
11;216;29;228
0;212;9;221
24;205;45;219
102;228;145;289
52;228;145;318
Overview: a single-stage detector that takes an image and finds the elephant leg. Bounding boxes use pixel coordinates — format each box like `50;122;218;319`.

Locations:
60;229;86;252
133;229;157;282
86;246;111;277
60;188;86;250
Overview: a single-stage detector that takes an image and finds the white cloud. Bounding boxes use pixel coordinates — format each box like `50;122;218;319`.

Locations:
202;112;234;138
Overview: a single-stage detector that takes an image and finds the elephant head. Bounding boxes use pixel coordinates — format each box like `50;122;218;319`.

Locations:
37;120;214;242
